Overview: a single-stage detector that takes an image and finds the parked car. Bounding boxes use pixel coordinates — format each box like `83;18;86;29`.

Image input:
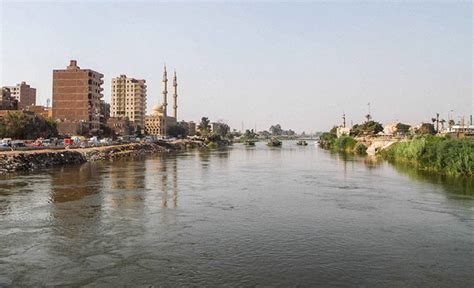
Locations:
42;139;51;147
88;136;100;146
1;138;12;146
11;140;26;148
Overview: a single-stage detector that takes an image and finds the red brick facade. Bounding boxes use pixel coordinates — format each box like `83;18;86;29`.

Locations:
52;60;104;135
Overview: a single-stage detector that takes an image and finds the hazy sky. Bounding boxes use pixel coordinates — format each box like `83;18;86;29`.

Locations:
1;1;472;132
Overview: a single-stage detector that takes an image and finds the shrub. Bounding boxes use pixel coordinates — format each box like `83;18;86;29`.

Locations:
319;132;337;149
334;136;356;153
381;136;474;176
354;143;367;155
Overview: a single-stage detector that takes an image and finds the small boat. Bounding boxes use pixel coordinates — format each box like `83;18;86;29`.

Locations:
244;140;256;146
296;140;308;146
267;138;282;147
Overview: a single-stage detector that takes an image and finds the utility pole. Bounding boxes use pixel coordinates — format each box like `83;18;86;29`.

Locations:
365;102;372;122
436;113;440;132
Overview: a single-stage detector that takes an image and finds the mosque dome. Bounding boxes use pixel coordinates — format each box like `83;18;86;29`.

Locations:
152;104;164;115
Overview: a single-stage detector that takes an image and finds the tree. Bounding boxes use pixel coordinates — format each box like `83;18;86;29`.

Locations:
213;122;230;138
167;124;187;137
448;119;455;129
417;123;436;135
395;123;411;135
259;130;271;138
350;121;383;136
440;119;446;130
243;129;257;140
198;117;211;137
0;111;58;139
269;124;283;136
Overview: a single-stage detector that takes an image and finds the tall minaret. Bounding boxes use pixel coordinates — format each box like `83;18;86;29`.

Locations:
162;65;168;116
173;70;178;119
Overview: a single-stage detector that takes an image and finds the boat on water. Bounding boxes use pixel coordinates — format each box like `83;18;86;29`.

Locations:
244;140;256;146
296;140;308;146
267;138;282;147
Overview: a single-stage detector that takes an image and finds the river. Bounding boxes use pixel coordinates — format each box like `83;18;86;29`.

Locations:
1;142;473;287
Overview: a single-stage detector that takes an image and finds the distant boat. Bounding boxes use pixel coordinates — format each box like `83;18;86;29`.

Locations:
296;140;308;146
267;138;282;147
244;139;256;146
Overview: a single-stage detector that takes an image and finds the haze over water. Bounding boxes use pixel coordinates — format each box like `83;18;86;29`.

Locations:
1;143;473;286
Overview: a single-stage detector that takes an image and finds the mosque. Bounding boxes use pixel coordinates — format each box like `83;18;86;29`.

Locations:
144;66;178;136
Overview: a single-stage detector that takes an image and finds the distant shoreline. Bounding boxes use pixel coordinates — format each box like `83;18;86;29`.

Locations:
0;141;203;175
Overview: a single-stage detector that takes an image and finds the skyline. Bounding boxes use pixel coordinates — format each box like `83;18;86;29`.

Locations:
1;1;472;132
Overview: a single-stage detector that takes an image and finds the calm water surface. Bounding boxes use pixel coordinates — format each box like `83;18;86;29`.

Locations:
1;142;473;287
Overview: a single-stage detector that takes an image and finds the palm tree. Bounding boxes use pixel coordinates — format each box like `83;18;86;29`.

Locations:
198;117;211;137
440;119;446;130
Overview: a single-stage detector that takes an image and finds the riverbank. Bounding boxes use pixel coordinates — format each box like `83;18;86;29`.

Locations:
319;133;398;155
319;132;474;177
0;140;205;175
381;136;473;176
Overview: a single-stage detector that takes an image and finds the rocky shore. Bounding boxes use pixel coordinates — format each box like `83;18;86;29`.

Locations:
0;140;204;175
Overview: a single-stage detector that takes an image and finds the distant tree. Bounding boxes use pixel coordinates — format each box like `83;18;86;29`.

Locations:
440;119;446;130
243;129;257;140
269;124;283;136
259;130;271;138
100;125;115;138
213;122;230;138
329;126;338;135
287;129;296;136
395;123;411;135
167;124;187;137
417;123;436;135
448;119;455;128
350;121;383;136
198;117;211;136
0;111;58;139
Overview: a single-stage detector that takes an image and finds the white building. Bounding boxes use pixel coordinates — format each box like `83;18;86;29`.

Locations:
111;75;147;128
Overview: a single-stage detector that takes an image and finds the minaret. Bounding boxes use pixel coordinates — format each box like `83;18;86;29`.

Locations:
162;65;168;117
173;70;178;119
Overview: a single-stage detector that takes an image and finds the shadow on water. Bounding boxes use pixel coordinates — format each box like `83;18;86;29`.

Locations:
328;151;473;196
50;163;103;203
388;161;474;197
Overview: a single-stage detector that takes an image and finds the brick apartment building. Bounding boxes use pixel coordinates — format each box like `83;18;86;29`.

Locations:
52;60;104;135
4;81;36;109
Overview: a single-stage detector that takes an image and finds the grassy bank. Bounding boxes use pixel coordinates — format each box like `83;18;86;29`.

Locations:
381;136;474;176
319;133;367;154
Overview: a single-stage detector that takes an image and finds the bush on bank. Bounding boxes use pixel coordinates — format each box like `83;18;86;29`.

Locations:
334;136;356;153
381;136;474;176
319;133;365;154
319;132;337;149
354;143;368;155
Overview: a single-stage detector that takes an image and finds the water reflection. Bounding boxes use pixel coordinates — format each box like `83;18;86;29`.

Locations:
107;159;146;211
363;155;384;169
389;161;474;196
49;163;103;240
50;163;102;203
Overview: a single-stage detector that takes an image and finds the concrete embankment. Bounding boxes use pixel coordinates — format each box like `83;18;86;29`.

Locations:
0;141;202;175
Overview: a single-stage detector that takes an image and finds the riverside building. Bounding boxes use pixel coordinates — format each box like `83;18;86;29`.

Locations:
144;66;178;136
4;81;36;109
111;75;147;129
52;60;104;135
